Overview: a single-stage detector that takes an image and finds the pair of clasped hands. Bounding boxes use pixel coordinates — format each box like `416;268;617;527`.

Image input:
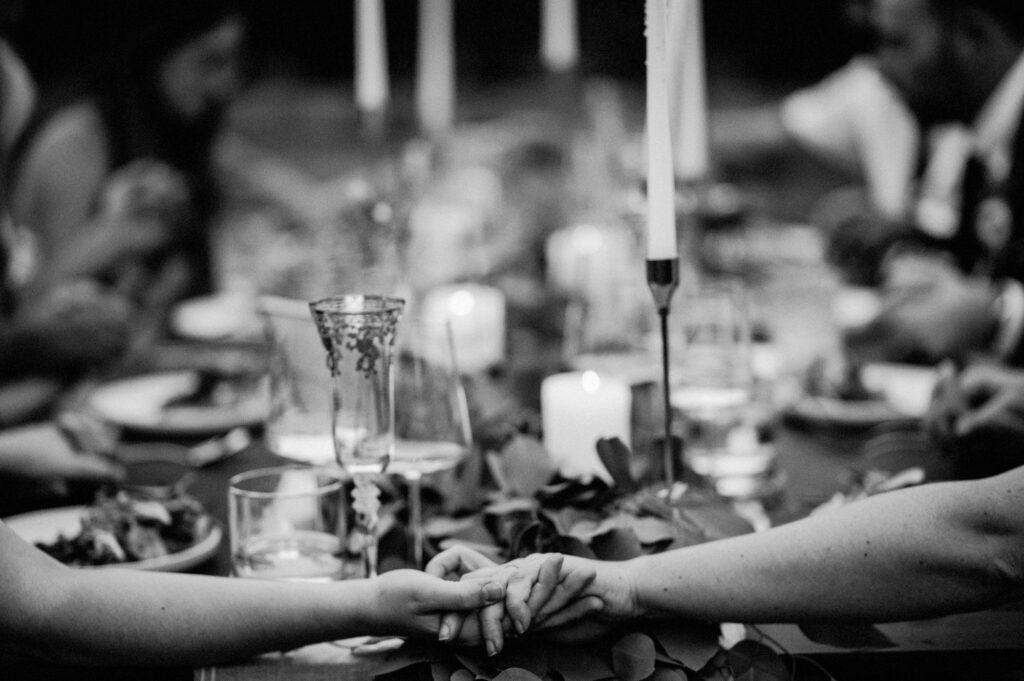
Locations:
423;545;631;657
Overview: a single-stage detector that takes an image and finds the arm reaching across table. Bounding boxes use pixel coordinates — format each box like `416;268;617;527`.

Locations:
0;524;504;667
525;466;1024;634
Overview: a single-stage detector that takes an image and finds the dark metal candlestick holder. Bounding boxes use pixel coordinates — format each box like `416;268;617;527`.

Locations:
647;257;680;487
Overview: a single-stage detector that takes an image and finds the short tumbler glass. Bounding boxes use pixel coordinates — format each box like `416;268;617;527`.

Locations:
228;466;350;582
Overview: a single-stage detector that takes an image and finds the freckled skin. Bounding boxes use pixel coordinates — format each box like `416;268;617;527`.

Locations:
555;466;1024;624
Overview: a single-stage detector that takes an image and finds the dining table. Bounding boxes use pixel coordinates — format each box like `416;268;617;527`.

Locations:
6;249;1024;681
115;412;1014;681
5;153;1024;680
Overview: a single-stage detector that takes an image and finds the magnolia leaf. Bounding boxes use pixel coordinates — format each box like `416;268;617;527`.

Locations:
550;534;598;558
568;514;674;546
541;506;601;535
486;502;541;549
510;520;562;557
726;640;789;681
596;437;637;493
425;514;481;538
611;632;657;681
675;505;753;544
498;435;559;498
537;476;613;508
649;620;721;671
455;651;493;678
436;538;506;565
590;527;643;561
449;669;476;681
648;669;689;681
543;642;614;681
628;516;678;546
493;668;546;681
798;623;897;649
491;643;549;677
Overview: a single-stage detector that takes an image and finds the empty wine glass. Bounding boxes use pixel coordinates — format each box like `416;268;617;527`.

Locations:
391;318;472;567
309;294;404;578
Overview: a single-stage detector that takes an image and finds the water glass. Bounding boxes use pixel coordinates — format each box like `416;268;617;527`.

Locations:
228;466;350;582
391;318;472;566
259;295;334;465
671;283;775;497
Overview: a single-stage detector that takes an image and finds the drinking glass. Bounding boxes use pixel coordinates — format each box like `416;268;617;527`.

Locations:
228;466;349;581
259;295;334;465
671;282;774;497
309;294;404;578
390;318;472;567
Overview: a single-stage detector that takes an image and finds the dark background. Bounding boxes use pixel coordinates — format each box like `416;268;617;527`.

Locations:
3;0;863;93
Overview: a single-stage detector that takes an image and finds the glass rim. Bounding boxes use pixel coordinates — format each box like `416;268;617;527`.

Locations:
309;294;405;315
227;465;345;499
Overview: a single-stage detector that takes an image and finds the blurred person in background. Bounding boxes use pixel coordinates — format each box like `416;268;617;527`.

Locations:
6;0;246;332
927;361;1024;477
0;28;131;426
828;0;1024;366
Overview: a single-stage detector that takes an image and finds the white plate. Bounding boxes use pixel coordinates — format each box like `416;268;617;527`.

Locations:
860;363;939;417
85;371;268;437
170;292;262;341
4;506;222;572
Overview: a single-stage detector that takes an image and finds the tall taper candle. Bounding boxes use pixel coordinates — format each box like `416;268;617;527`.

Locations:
355;0;389;114
416;0;455;135
669;0;710;181
645;0;677;259
541;0;579;73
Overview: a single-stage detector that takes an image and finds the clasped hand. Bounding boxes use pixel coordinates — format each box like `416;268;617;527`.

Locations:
425;546;633;656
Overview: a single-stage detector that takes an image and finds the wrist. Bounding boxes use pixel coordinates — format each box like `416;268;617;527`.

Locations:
346;578;380;635
619;558;646;619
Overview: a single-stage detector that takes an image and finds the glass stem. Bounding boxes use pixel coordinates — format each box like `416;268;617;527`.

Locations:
351;473;381;577
405;471;424;568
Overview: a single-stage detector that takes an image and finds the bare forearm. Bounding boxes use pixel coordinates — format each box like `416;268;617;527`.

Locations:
625;475;1024;623
13;567;371;666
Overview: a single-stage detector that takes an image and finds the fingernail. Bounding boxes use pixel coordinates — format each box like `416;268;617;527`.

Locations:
486;641;498;657
514;617;527;635
483;582;503;601
438;624;451;642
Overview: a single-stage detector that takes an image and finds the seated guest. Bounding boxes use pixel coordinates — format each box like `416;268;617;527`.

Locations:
927;361;1024;477
0;421;123;517
0;38;131;424
7;0;246;324
829;0;1024;365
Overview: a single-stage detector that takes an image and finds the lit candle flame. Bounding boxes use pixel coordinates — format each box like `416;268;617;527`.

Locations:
581;370;601;393
448;289;476;317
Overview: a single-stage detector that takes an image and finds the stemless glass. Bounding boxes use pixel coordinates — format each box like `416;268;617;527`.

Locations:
228;466;348;582
309;294;404;578
670;282;770;496
390;318;472;567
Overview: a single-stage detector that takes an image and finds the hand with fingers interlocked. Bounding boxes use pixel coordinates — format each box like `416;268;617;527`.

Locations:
426;545;624;655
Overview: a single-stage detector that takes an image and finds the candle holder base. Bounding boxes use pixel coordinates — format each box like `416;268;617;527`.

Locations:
647;257;680;487
646;259;680;312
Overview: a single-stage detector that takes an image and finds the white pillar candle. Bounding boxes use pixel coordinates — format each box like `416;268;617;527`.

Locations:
644;0;677;260
541;0;579;73
541;371;631;483
668;0;710;181
416;0;456;135
421;284;506;374
355;0;389;114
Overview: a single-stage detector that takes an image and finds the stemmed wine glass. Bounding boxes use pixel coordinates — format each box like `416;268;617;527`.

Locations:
390;318;472;568
309;294;404;578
